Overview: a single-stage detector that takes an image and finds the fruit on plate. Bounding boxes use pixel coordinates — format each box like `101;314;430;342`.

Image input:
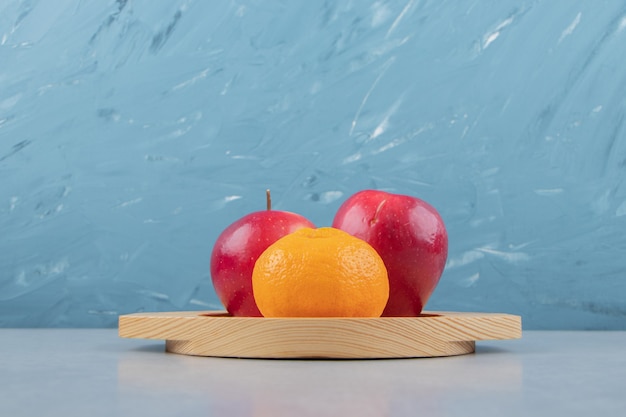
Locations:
210;191;315;316
332;190;448;316
252;227;389;317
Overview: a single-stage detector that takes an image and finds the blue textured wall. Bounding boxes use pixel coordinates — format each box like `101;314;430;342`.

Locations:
1;1;625;329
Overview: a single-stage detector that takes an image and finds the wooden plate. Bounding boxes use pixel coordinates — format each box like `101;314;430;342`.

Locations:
118;311;521;359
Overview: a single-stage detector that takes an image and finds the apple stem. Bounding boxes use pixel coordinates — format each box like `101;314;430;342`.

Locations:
266;189;272;211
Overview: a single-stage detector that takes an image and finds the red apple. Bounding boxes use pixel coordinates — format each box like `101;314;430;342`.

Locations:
332;190;448;316
210;191;315;316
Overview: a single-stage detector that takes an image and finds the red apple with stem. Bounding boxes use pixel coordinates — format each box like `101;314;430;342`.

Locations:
332;190;448;316
210;190;315;316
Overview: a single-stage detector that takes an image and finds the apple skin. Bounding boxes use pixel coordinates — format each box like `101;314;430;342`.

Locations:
332;190;448;316
210;210;315;317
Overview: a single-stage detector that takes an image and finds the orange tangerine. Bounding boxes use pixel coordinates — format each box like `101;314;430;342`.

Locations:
252;227;389;317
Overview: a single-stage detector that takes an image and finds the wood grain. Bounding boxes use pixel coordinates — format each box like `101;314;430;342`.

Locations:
118;311;521;359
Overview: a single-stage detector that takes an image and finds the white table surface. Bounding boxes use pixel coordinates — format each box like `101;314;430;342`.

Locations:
1;329;624;416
